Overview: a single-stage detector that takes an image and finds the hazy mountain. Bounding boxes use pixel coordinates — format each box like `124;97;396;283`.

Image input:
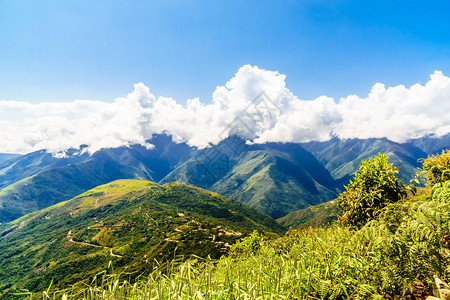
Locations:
408;133;450;155
1;135;341;222
0;153;20;164
0;179;283;292
301;138;428;183
0;149;90;190
0;135;192;223
162;137;340;219
278;134;450;230
0;135;190;191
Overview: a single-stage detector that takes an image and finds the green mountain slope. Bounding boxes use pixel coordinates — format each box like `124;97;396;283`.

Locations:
0;179;283;293
0;149;89;190
162;138;340;219
0;154;152;222
277;199;341;229
0;135;192;223
302;138;427;183
2;134;441;224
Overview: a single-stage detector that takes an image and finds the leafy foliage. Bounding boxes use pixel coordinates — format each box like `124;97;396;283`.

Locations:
338;153;407;228
420;149;450;186
5;148;450;300
229;230;263;256
432;180;450;202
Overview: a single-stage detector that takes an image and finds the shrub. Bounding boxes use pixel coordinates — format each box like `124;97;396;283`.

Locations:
229;230;262;256
420;149;450;186
338;153;407;228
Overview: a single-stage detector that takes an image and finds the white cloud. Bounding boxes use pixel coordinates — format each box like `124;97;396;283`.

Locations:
1;65;450;154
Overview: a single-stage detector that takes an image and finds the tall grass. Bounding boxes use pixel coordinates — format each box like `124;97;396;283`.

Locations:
43;226;392;299
23;152;450;299
32;180;450;299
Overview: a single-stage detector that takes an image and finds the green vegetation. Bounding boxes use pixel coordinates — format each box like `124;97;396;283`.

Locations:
3;149;450;299
1;136;433;224
0;180;282;297
338;153;407;228
277;199;341;229
164;141;340;219
229;230;263;256
0;134;192;223
27;178;450;299
419;149;450;186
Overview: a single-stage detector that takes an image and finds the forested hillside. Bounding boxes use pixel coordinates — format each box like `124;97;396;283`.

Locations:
0;180;282;295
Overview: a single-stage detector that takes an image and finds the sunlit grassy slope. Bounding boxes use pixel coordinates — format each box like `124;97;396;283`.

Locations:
0;179;283;294
277;199;341;229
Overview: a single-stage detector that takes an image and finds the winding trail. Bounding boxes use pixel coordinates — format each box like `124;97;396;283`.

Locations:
66;230;123;258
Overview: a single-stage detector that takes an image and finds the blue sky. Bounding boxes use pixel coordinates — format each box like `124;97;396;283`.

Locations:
1;0;450;103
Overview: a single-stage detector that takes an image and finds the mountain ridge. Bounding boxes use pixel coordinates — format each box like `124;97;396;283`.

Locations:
0;179;283;292
301;137;429;183
161;137;341;218
0;135;193;223
0;153;20;164
0;134;449;223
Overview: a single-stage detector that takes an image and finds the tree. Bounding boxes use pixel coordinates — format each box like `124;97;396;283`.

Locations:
338;153;407;228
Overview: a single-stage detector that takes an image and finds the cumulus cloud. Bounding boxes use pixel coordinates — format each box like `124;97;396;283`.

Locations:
1;65;450;154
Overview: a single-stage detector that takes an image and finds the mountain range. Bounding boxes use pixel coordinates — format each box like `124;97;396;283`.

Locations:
0;133;449;294
301;137;428;184
0;135;191;222
162;137;341;218
408;133;450;155
0;133;448;223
